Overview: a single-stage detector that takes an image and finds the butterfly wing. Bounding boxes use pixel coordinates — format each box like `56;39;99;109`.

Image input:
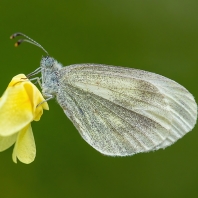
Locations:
57;64;197;156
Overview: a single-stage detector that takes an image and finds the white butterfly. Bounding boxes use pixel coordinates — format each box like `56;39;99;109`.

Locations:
11;33;197;156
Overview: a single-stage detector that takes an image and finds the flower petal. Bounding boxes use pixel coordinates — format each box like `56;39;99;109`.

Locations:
0;74;49;136
0;133;18;152
7;74;27;87
12;74;49;112
12;124;36;164
0;81;34;136
23;82;49;121
33;86;49;111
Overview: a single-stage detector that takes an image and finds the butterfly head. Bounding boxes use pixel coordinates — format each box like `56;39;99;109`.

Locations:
41;56;55;68
40;56;62;97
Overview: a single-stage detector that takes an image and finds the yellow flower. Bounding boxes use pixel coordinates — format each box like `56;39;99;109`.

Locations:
0;74;48;164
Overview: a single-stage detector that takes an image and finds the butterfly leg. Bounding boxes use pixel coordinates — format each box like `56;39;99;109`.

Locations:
36;94;54;107
29;77;42;87
27;67;42;78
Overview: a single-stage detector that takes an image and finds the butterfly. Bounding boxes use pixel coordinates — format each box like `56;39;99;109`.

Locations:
11;32;197;156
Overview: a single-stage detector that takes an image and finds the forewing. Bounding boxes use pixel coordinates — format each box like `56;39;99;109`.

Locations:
56;64;196;156
63;64;197;151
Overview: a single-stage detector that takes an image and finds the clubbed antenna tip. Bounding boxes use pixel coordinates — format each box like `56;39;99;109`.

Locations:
10;32;49;55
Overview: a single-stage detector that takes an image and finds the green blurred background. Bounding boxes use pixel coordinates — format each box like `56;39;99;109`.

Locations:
1;0;198;197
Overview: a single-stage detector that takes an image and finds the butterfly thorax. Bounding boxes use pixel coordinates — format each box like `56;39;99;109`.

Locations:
40;56;62;98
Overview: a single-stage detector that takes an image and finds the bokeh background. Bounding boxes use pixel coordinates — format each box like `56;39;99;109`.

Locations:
1;0;198;197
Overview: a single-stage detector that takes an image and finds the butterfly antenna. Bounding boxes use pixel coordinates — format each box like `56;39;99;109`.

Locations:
10;32;49;55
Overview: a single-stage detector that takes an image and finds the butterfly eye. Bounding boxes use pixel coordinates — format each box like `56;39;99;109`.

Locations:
43;56;54;68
